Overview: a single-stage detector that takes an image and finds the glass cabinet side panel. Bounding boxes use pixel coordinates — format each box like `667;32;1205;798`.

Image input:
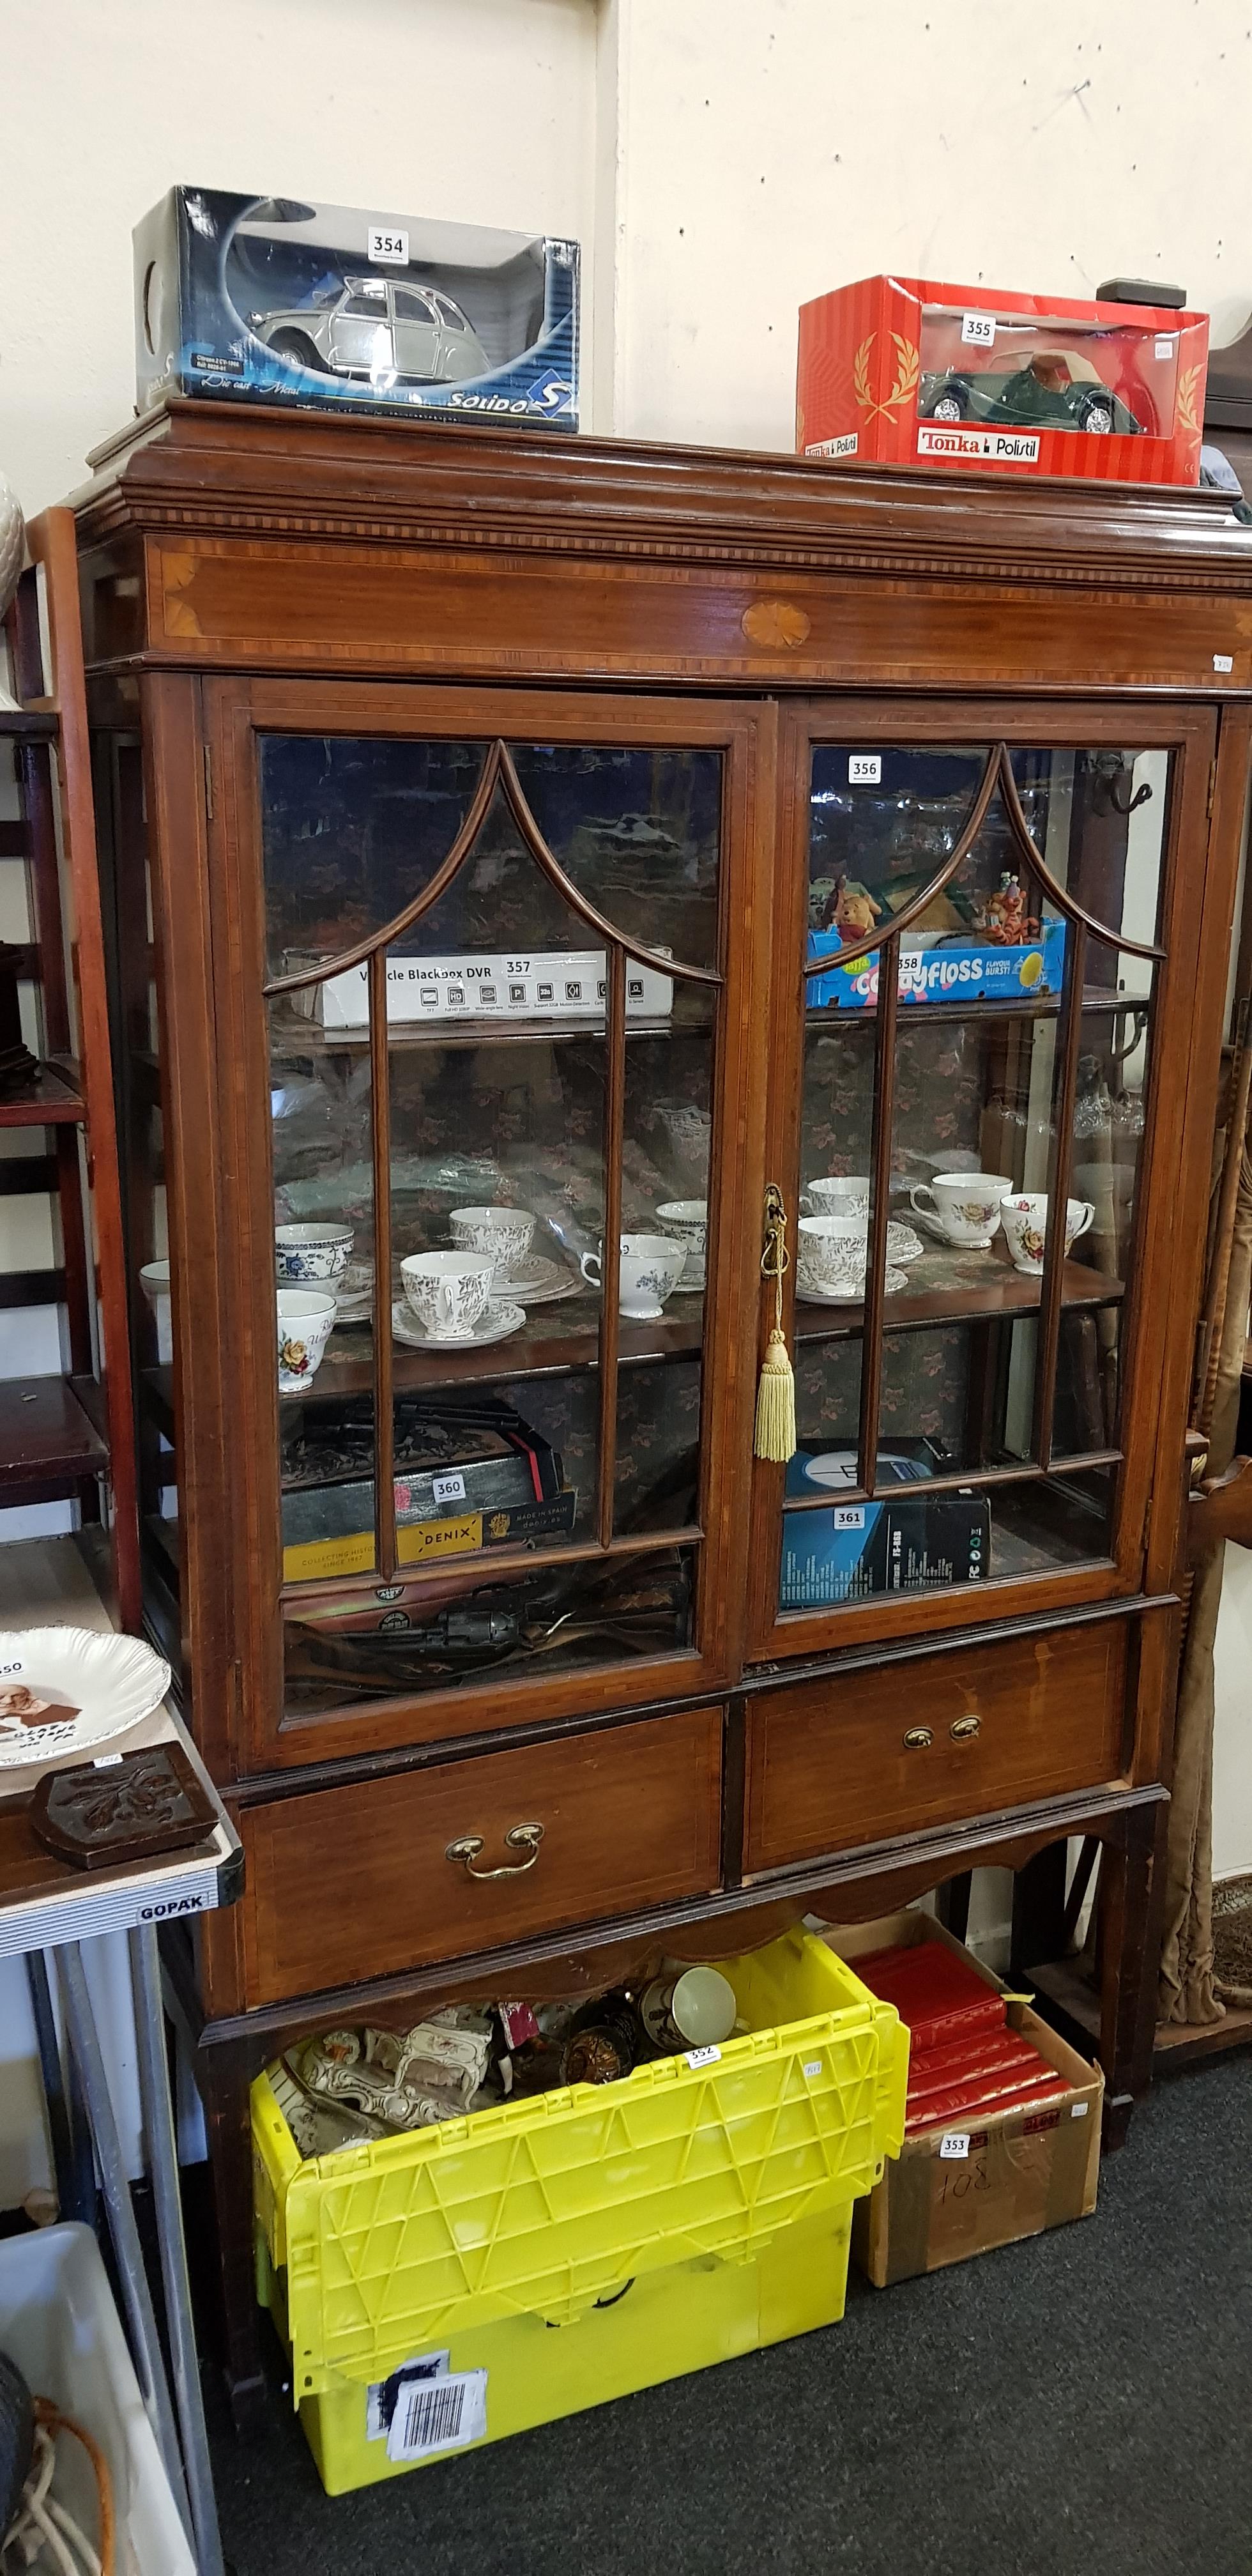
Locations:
259;734;720;1717
786;740;1170;1620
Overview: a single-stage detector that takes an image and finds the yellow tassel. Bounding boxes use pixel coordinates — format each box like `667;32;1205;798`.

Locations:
754;1325;797;1462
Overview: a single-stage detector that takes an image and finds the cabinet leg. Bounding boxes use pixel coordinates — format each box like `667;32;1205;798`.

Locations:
1011;1841;1069;1976
1097;1818;1156;2154
196;2043;270;2439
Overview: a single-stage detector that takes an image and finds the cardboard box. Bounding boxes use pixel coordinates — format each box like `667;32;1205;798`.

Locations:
135;188;579;430
825;1912;1102;2286
283;1490;577;1585
805;916;1066;1013
797;274;1207;486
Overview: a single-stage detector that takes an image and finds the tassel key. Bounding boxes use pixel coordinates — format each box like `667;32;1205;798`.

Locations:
754;1187;797;1463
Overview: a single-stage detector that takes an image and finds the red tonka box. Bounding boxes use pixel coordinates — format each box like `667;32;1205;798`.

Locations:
797;273;1208;486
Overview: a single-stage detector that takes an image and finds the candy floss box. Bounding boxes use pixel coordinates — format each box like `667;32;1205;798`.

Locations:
807;916;1066;1012
134;189;579;430
797;275;1207;486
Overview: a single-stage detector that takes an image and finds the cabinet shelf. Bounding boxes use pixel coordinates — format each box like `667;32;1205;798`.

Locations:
282;1298;705;1399
268;1006;714;1058
0;1061;86;1126
795;1254;1124;1344
805;986;1147;1032
0;708;57;739
0;1375;109;1487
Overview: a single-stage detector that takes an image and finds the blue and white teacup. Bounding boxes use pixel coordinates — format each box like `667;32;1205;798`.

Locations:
275;1223;354;1288
581;1232;686;1319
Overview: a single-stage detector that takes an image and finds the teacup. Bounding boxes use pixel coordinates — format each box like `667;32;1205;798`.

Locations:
276;1289;337;1393
656;1199;708;1289
803;1176;871;1221
275;1223;354;1288
999;1192;1094;1275
140;1259;174;1365
796;1215;869;1300
580;1232;687;1319
401;1250;496;1340
448;1204;536;1294
910;1172;1013;1248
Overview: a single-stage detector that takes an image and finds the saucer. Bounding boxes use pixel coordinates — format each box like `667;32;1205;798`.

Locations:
797;1266;908;1305
392;1299;526;1351
496;1257;583;1305
913;1211;997;1251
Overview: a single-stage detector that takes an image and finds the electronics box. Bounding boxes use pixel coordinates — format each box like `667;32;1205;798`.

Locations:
797;275;1208;486
285;949;674;1029
134;188;579;430
806;916;1065;1012
825;1913;1103;2287
781;1446;989;1609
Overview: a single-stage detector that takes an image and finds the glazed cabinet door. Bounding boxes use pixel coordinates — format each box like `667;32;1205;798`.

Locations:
206;682;770;1769
747;698;1219;1664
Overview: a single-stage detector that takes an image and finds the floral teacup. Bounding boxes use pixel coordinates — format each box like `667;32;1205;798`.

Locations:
581;1232;687;1319
656;1199;708;1289
401;1251;496;1340
448;1204;536;1293
802;1176;871;1221
277;1289;337;1392
275;1223;354;1288
910;1172;1012;1248
999;1192;1094;1275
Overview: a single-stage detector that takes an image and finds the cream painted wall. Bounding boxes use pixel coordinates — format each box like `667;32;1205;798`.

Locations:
606;0;1252;450
1213;1544;1252;1880
0;0;597;514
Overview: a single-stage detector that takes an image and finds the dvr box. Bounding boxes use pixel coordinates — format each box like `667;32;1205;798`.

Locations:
285;949;674;1029
134;188;579;430
781;1444;989;1608
284;1489;578;1584
806;917;1066;1012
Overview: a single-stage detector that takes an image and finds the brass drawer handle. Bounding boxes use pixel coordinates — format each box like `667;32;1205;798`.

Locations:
445;1823;544;1880
903;1726;933;1751
950;1715;981;1742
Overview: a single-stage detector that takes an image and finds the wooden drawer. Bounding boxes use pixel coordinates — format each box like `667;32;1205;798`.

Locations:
744;1623;1128;1876
241;1705;724;2005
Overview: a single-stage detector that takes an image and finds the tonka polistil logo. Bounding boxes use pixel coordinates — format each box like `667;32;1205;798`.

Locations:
917;424;1040;464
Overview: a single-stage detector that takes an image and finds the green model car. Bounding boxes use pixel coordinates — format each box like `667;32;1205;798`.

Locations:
919;349;1143;437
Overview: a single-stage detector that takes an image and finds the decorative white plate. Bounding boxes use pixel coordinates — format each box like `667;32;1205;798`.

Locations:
0;1627;171;1768
333;1291;376;1323
797;1266;908;1305
392;1299;527;1351
496;1257;583;1305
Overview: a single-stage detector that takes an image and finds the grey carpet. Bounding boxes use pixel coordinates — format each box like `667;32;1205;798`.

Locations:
208;2054;1251;2576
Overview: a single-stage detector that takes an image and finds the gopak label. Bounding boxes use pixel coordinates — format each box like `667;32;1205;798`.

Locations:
917;424;1041;464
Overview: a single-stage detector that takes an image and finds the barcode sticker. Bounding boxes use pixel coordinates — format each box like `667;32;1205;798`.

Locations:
386;2368;487;2463
848;753;882;785
366;2351;449;2441
369;225;409;264
961;311;996;346
686;2044;722;2070
432;1472;467;1506
939;2131;970;2160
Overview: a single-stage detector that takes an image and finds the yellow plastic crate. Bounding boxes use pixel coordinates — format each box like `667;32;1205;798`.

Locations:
252;1930;906;2406
259;2204;855;2494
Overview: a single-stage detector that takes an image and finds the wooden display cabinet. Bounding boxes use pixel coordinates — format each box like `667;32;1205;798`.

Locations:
72;404;1249;2423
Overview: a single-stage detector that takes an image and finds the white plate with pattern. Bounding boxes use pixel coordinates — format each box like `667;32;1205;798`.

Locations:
495;1257;584;1306
797;1266;908;1305
392;1299;527;1351
0;1627;171;1768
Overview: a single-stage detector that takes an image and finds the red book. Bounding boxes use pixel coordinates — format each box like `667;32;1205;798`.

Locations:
906;2029;1039;2111
905;2066;1070;2133
852;1940;1006;2055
